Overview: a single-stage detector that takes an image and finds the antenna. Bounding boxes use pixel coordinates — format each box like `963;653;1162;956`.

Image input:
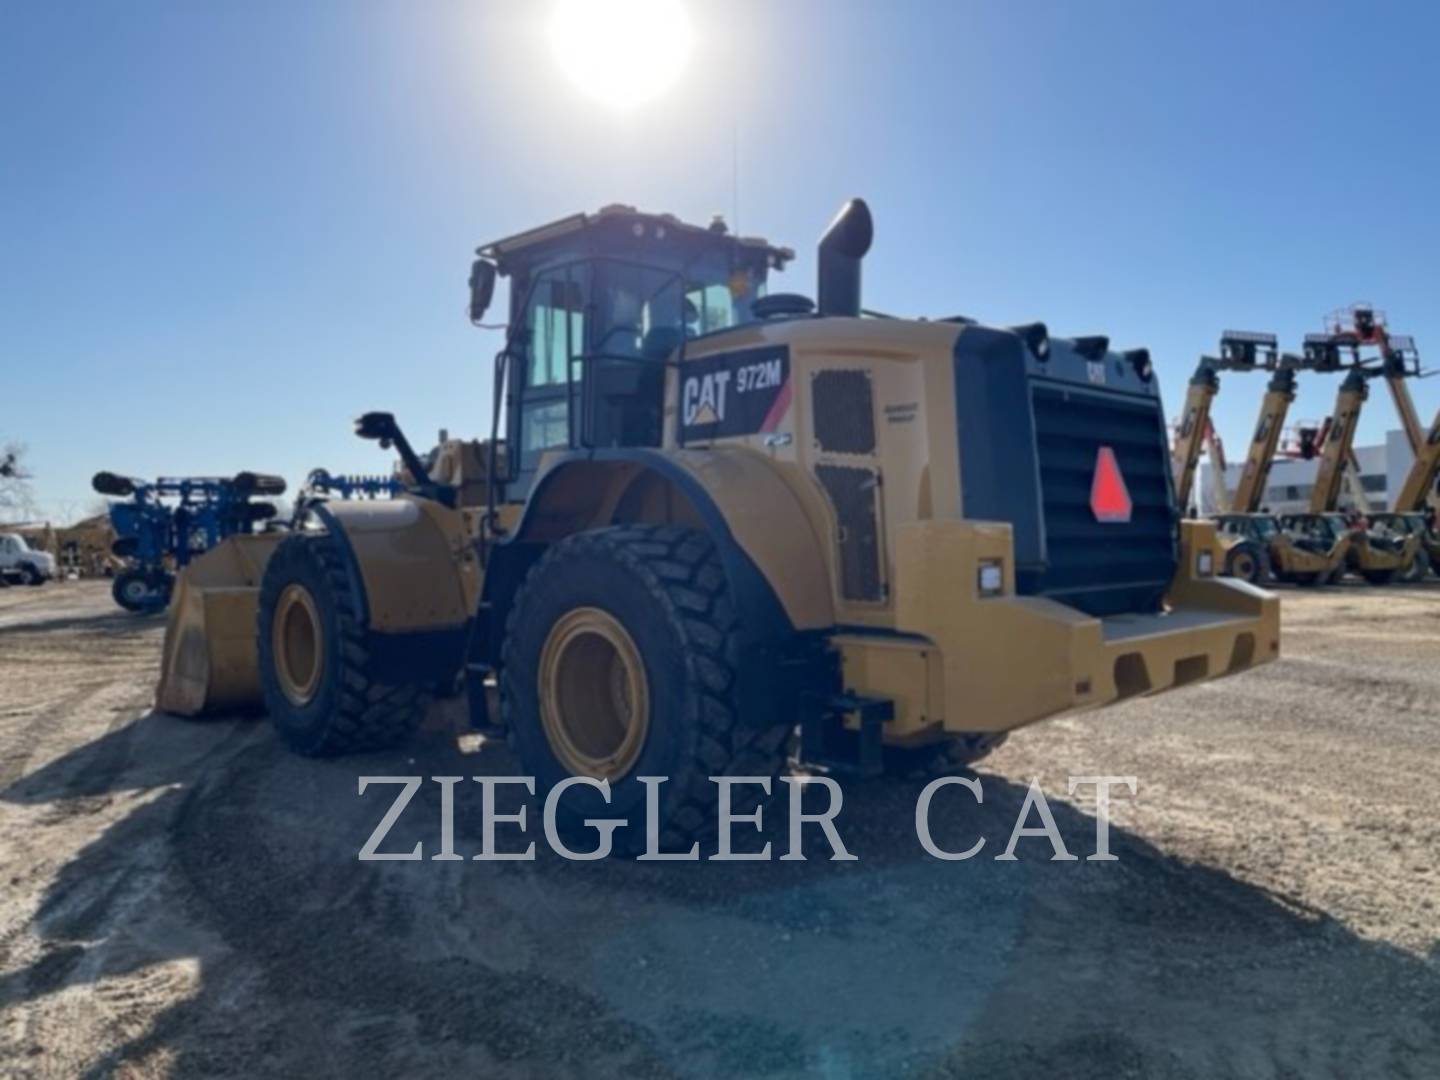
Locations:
731;116;740;237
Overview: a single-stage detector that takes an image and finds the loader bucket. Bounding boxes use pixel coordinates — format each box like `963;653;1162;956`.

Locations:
155;533;285;716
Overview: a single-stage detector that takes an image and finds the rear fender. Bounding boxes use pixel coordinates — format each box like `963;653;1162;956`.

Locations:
480;448;834;668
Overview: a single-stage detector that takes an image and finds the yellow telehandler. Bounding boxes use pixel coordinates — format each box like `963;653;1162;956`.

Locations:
155;200;1278;843
1284;331;1420;585
1176;336;1348;585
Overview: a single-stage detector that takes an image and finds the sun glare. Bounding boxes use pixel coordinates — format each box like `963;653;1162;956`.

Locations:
547;0;695;111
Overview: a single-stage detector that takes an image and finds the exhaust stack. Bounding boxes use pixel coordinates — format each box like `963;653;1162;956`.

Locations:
817;198;873;317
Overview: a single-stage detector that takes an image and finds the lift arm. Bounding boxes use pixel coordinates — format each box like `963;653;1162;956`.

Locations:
1308;368;1371;513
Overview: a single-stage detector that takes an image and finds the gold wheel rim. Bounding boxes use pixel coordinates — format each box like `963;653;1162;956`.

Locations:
538;607;650;780
274;584;324;707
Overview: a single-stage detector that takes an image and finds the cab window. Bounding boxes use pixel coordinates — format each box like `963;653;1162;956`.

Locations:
684;268;763;337
527;271;587;388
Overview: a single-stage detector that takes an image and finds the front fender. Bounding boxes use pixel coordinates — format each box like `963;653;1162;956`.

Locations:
309;497;479;633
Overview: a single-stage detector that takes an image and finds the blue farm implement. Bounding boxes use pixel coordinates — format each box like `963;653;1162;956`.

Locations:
92;471;287;613
303;468;403;500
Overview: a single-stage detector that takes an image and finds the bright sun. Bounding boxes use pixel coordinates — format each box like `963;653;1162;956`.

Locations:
548;0;695;111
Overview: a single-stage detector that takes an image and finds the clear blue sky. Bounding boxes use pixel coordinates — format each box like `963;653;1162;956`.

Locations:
4;1;1439;522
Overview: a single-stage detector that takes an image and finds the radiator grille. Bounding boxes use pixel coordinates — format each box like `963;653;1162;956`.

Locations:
1028;382;1177;616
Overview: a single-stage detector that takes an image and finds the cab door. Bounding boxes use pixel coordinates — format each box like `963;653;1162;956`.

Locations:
511;265;589;499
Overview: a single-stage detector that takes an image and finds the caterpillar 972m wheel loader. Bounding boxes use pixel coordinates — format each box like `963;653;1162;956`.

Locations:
1175;335;1349;586
155;199;1278;844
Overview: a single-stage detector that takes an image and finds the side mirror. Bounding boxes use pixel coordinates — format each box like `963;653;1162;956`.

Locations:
469;259;497;324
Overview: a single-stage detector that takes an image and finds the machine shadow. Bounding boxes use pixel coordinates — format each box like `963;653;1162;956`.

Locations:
1;716;1436;1078
0;608;159;637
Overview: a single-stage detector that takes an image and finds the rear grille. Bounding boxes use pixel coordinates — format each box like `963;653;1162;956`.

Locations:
1028;381;1177;616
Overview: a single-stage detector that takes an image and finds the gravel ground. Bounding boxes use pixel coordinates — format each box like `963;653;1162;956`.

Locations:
0;579;1437;1078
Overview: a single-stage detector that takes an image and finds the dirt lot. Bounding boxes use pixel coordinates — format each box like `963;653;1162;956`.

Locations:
0;580;1437;1078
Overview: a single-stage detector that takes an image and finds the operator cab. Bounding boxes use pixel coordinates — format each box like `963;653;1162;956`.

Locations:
470;206;793;497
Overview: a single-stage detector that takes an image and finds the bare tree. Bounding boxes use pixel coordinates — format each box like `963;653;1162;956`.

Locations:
0;441;38;524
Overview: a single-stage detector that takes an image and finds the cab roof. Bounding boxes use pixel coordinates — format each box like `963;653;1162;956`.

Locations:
476;204;794;277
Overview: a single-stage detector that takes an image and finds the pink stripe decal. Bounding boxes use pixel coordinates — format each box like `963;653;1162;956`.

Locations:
759;378;793;433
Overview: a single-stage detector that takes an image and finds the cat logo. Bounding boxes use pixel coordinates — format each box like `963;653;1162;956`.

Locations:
682;371;731;427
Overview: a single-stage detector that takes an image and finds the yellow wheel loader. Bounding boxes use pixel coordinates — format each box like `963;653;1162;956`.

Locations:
156;199;1278;845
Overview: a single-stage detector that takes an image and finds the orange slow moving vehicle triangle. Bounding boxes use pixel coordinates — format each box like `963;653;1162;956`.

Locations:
1090;445;1133;523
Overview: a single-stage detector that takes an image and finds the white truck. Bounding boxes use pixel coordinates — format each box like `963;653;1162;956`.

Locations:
0;533;56;587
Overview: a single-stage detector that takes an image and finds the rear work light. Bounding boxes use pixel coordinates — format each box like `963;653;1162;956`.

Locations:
977;559;1005;597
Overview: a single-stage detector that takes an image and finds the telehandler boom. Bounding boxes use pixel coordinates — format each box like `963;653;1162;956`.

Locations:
1170;331;1277;513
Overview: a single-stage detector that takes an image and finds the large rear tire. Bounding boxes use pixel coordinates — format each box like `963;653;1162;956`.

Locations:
500;525;791;853
1361;568;1398;586
257;532;427;756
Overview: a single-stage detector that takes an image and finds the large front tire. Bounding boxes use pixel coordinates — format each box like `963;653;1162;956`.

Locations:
501;525;791;852
257;532;426;756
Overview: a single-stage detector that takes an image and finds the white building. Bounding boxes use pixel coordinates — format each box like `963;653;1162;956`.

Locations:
1196;430;1417;515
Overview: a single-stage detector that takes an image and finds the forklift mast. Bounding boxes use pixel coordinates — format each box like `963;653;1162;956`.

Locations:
1171;331;1277;512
